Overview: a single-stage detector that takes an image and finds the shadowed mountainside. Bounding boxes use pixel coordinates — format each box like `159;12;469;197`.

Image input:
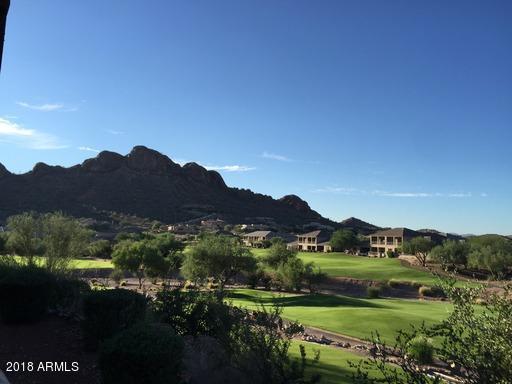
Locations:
0;146;339;227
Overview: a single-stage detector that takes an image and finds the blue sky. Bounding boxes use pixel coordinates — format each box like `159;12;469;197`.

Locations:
0;0;511;234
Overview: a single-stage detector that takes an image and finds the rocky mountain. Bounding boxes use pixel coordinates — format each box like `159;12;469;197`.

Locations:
0;146;336;227
339;217;381;235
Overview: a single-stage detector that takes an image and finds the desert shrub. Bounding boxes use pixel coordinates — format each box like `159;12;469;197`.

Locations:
0;264;55;324
367;286;381;299
407;336;434;364
109;269;124;286
82;288;147;350
386;249;396;258
387;279;402;288
99;323;184;384
246;269;262;289
418;285;444;298
152;289;235;343
48;276;90;313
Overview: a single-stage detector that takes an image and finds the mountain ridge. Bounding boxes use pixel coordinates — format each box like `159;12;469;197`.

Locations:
0;146;336;228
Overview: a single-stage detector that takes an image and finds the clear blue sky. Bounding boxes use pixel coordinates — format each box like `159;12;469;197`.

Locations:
1;0;511;234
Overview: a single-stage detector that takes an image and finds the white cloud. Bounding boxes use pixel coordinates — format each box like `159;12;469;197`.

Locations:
107;129;125;135
205;165;256;172
261;151;292;162
312;187;359;194
78;146;100;153
0;118;66;150
313;186;472;198
17;102;65;112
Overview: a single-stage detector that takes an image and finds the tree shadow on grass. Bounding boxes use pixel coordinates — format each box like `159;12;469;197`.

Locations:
228;292;386;309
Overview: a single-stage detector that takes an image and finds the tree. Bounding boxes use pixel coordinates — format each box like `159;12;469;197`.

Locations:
430;240;470;269
303;262;327;293
6;212;43;264
87;239;113;259
151;233;184;258
263;242;296;268
402;237;434;267
182;235;257;291
229;304;321;384
0;231;8;255
329;229;358;253
468;244;512;279
40;212;92;273
466;235;512;278
112;239;167;289
276;257;305;291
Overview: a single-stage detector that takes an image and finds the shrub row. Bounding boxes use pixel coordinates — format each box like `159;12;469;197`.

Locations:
0;264;89;324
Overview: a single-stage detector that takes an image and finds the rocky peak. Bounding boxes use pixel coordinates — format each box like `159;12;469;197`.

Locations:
81;151;125;172
183;162;227;189
0;162;10;177
278;194;313;213
125;145;179;174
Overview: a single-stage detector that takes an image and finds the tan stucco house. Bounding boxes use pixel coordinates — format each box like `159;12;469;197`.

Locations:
296;230;332;252
242;230;275;247
368;227;422;257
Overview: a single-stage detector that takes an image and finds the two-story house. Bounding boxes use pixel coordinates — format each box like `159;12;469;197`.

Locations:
296;230;332;252
242;230;276;247
368;228;421;257
368;227;462;257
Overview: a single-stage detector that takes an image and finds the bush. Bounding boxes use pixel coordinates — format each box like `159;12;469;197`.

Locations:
152;289;235;342
387;279;402;288
407;336;434;364
87;239;113;259
367;286;381;299
0;264;55;324
48;276;90;313
418;285;444;298
109;269;124;286
386;250;396;258
82;289;147;350
99;323;184;384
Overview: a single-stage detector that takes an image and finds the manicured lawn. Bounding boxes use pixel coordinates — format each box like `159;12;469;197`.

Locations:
289;341;383;384
227;289;452;344
12;255;113;269
70;258;113;269
252;249;444;285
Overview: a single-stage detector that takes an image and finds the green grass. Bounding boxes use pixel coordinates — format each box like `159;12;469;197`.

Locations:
252;249;446;286
289;341;383;384
12;255;113;269
227;289;452;344
69;258;113;269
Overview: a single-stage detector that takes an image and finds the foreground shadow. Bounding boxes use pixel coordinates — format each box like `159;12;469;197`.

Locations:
228;291;386;309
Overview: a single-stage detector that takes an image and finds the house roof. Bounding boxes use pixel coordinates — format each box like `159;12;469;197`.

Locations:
298;230;323;237
298;229;331;242
368;227;421;238
243;230;272;237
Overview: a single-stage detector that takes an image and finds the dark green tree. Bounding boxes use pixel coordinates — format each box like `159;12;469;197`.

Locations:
182;235;257;291
6;212;43;264
329;229;358;252
40;212;92;273
402;237;434;267
430;240;470;269
263;242;296;268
